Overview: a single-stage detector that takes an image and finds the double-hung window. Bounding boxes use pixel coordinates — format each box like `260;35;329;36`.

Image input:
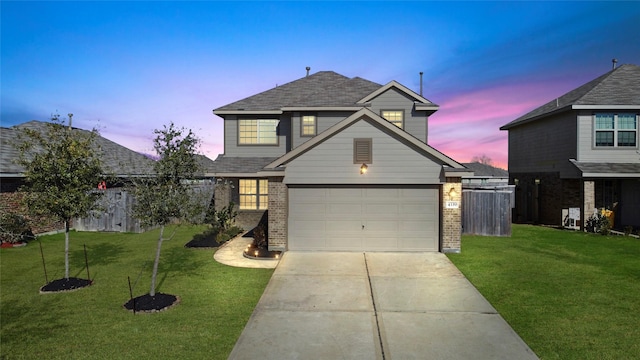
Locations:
381;110;404;129
239;179;268;210
238;119;278;145
594;113;638;147
301;115;316;137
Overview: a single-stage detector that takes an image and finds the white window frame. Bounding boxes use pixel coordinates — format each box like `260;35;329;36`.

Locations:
239;179;268;210
381;110;404;129
594;113;638;148
301;114;317;137
238;119;279;145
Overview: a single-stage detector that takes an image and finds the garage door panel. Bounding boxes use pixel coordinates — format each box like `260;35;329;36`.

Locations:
289;187;439;251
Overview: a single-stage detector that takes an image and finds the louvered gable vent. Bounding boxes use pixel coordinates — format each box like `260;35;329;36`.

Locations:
353;138;372;164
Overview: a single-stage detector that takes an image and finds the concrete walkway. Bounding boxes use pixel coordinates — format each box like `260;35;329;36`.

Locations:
228;252;539;360
213;234;279;269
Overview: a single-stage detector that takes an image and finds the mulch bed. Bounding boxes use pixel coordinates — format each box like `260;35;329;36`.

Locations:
40;277;93;293
123;293;180;313
243;245;282;260
1;242;27;248
184;232;221;248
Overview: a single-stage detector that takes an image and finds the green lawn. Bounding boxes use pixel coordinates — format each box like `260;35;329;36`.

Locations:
448;224;640;360
0;226;273;360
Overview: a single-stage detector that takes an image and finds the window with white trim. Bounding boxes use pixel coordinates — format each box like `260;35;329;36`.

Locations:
238;119;278;145
239;179;268;210
301;115;316;136
594;113;637;147
381;110;404;129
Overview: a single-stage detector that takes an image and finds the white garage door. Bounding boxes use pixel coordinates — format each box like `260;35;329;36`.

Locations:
288;187;439;251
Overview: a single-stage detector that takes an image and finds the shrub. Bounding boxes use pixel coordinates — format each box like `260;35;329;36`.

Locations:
0;213;34;244
206;202;238;233
585;212;611;235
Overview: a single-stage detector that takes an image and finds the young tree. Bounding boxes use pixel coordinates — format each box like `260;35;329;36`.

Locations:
17;114;105;280
131;122;202;297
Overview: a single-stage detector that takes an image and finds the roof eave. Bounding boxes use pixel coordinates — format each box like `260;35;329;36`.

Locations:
213;110;284;115
500;105;573;130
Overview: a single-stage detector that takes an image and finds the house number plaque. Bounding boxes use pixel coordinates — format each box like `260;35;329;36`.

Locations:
445;201;460;209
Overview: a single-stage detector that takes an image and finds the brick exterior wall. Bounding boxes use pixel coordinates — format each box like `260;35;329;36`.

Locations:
442;178;462;253
0;191;65;235
511;172;583;226
267;177;287;251
213;182;232;212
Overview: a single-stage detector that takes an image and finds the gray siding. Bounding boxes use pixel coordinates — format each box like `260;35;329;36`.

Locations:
368;88;427;143
223;115;289;157
577;110;640;163
508;112;578;178
291;111;354;149
284;120;443;185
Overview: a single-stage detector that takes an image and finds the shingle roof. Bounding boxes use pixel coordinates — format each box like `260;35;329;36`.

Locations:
210;155;279;174
214;71;382;112
194;154;217;175
462;162;508;177
1;120;156;177
501;64;640;129
570;160;640;177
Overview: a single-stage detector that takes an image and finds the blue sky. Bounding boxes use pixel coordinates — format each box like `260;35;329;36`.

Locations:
2;1;639;169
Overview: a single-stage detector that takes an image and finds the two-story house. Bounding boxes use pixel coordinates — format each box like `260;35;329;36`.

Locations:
211;70;470;253
500;64;640;230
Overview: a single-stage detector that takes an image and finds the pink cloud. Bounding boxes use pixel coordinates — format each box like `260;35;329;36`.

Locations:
428;80;574;170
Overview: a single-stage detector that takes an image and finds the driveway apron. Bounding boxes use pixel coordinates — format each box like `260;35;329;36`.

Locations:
228;252;538;360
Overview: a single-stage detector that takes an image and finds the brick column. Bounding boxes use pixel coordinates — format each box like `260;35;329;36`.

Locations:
582;180;595;230
442;178;462;253
268;177;287;251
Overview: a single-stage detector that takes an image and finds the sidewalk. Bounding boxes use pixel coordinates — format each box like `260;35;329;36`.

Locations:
213;234;279;269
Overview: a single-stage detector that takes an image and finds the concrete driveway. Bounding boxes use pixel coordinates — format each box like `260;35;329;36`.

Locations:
229;252;538;359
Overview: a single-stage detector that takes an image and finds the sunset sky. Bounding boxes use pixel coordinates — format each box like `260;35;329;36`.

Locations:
2;1;639;169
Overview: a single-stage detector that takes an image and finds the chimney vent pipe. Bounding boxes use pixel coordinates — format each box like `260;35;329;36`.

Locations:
306;67;311;77
419;72;423;96
612;59;618;70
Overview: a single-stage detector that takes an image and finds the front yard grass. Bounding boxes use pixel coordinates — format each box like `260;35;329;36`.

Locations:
448;224;640;360
0;225;273;360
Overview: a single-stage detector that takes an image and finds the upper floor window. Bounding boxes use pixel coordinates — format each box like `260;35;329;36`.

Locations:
239;179;268;210
594;113;637;147
301;115;316;137
381;110;404;129
238;119;278;145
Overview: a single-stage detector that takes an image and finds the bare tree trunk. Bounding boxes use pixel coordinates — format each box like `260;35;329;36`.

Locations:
64;220;70;279
149;225;165;296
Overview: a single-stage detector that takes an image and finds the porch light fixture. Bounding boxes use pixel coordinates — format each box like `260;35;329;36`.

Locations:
448;187;457;198
514;178;519;186
535;179;541;185
360;163;368;174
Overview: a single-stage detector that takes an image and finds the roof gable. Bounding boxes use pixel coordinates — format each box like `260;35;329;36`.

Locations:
357;80;438;107
264;108;463;170
501;64;640;129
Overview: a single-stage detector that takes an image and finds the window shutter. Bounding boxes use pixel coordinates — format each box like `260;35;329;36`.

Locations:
353;138;372;164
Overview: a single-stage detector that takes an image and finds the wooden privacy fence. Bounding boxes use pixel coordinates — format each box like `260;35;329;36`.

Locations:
75;184;214;233
462;189;513;237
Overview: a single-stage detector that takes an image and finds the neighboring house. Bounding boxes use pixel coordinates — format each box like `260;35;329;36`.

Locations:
500;64;640;230
211;70;471;252
461;162;509;188
0;120;157;233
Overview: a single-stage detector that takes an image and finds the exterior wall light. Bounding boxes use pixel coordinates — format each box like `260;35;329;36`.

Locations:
514;178;519;186
360;163;368;174
448;187;457;198
535;179;541;185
